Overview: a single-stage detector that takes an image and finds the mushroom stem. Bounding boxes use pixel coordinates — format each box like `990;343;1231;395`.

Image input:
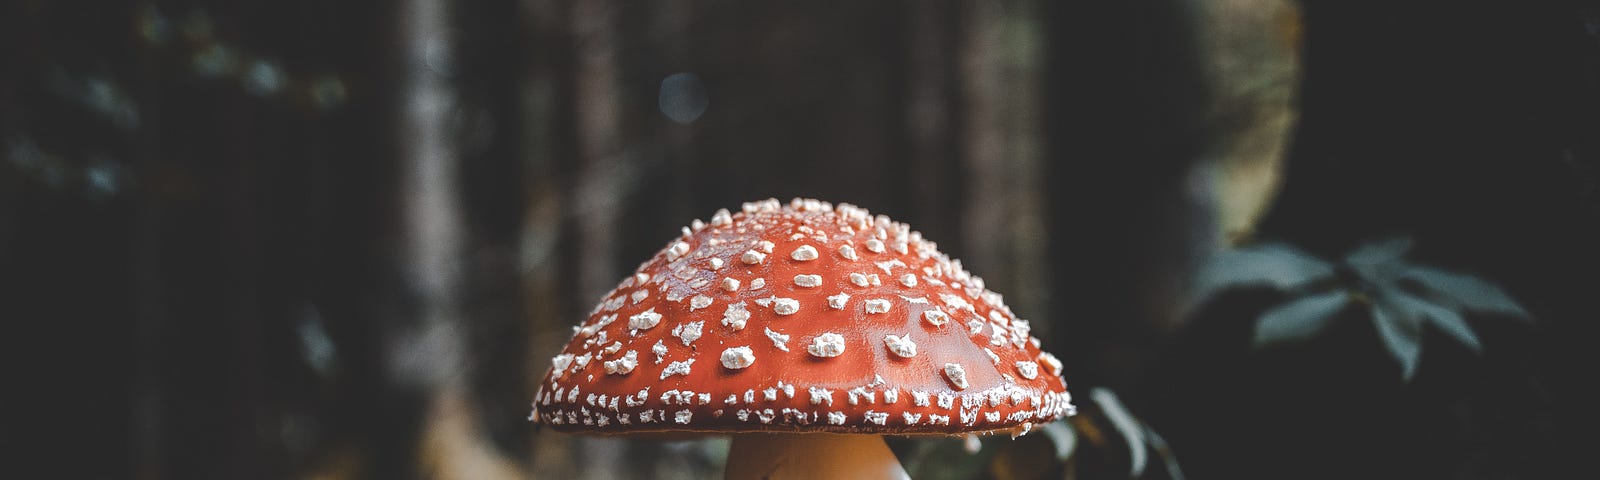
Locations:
725;433;909;480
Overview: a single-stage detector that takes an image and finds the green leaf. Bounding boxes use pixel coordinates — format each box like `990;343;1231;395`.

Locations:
1388;291;1482;354
1143;425;1187;480
1371;298;1423;381
1401;265;1531;320
1193;242;1336;297
1343;237;1413;281
1089;388;1147;478
1038;420;1079;462
1253;290;1351;347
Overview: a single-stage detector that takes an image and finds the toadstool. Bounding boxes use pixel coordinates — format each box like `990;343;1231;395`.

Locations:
530;198;1076;479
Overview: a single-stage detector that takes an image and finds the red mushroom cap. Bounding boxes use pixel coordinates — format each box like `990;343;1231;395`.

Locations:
531;198;1075;435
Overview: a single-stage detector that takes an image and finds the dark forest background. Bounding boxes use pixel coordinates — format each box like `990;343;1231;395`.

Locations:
2;0;1597;478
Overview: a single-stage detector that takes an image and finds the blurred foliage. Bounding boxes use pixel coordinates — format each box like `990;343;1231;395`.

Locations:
896;388;1183;480
3;0;1594;478
1196;237;1531;381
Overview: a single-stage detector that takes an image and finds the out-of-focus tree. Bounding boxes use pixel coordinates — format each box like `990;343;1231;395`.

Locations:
3;0;1594;478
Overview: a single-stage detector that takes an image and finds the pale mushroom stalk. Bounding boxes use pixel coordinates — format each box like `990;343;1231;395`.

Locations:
724;433;908;480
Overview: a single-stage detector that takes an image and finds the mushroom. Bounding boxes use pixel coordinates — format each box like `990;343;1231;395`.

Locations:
530;198;1076;479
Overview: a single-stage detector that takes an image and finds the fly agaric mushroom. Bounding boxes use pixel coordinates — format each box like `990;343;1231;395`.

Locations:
531;198;1076;479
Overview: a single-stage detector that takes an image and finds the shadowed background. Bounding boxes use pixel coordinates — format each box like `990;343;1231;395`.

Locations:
2;0;1597;478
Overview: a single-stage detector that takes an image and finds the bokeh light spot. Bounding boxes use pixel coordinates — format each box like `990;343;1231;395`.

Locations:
659;72;708;124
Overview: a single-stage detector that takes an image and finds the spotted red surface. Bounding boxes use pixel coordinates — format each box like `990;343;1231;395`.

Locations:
532;199;1075;435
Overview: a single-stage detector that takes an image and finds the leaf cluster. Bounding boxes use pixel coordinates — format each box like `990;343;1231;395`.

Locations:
1195;237;1530;380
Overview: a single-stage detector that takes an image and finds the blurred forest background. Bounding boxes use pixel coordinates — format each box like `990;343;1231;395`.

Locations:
3;0;1598;478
